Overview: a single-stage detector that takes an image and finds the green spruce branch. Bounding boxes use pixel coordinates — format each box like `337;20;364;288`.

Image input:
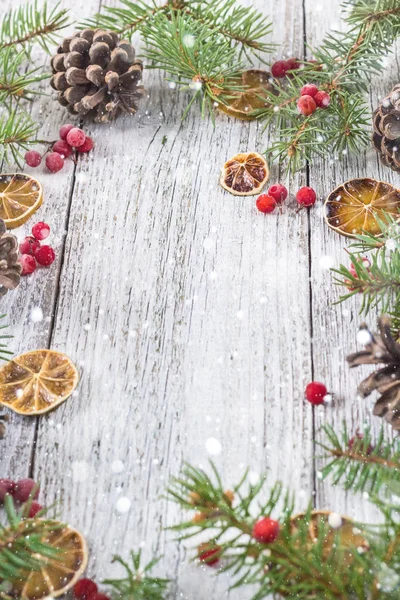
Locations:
103;551;169;600
0;110;38;165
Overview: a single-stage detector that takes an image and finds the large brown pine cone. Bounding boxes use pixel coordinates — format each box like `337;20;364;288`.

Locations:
372;85;400;173
50;29;145;123
0;219;21;297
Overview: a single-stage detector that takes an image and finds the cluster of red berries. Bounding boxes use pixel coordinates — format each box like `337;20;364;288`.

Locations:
256;184;317;214
19;221;55;275
0;477;43;517
297;84;331;116
271;58;301;78
198;517;280;567
74;578;110;600
25;124;94;174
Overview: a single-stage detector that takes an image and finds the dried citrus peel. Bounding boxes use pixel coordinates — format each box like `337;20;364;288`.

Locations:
0;173;43;229
220;152;269;196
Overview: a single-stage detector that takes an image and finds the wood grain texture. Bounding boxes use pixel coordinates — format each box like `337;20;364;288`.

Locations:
0;0;398;597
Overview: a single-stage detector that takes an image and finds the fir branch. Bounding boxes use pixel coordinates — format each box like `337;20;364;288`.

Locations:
0;109;38;165
0;495;60;588
0;1;69;54
320;424;400;496
0;48;49;103
103;551;169;600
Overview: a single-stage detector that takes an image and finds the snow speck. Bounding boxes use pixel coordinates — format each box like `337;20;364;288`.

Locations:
203;237;214;251
319;255;335;269
72;461;89;483
83;323;91;331
357;329;372;346
16;388;23;399
30;306;43;322
323;393;333;404
183;34;196;47
111;460;125;474
328;512;343;529
249;471;260;485
205;437;222;455
209;271;218;280
116;496;131;513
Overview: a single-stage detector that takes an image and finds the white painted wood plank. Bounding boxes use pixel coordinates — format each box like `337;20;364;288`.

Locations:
305;0;400;521
30;0;314;597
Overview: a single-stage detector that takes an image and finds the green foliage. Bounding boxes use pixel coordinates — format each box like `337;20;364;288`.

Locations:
103;551;169;600
261;0;400;171
332;213;400;327
0;495;60;593
0;109;38;165
0;315;12;362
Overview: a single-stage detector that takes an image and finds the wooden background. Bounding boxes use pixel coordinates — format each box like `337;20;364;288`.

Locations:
0;0;399;597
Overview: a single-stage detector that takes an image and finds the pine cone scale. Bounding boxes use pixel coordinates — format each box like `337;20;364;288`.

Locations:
0;219;21;296
372;86;400;172
51;29;144;123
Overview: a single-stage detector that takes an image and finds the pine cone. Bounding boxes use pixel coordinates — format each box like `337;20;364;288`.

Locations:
0;219;21;297
50;29;145;123
347;316;400;430
372;85;400;173
0;413;9;439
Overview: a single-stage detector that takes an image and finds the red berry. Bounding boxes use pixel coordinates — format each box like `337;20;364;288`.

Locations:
14;479;39;503
314;90;331;108
28;501;43;518
268;184;288;204
25;150;42;168
88;595;111;600
0;479;15;503
297;95;317;116
36;245;55;267
77;136;94;153
32;222;50;241
305;381;327;405
198;543;221;566
286;57;301;71
19;254;37;276
296;186;317;207
252;517;280;544
52;140;73;158
19;236;41;256
300;84;318;98
66;127;86;148
45;152;64;173
348;433;373;456
349;257;371;277
256;194;276;214
271;60;290;78
74;579;98;600
59;124;75;140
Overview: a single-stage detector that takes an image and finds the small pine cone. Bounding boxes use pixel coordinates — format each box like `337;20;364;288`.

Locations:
0;219;21;296
0;413;9;439
50;29;145;123
372;85;400;173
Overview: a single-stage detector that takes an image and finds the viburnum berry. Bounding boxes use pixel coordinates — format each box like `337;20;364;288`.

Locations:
14;478;39;503
296;186;317;207
32;222;50;241
25;150;42;168
271;60;290;78
314;90;331;108
0;479;15;502
73;579;98;599
305;381;328;405
45;152;64;173
348;433;373;456
77;136;94;153
198;543;221;566
297;95;317;116
20;236;40;256
66;127;86;148
268;184;288;204
52;140;73;158
349;257;371;277
59;123;75;140
19;254;37;276
28;501;43;518
252;517;280;544
286;57;301;71
300;84;318;98
36;245;56;267
256;194;276;214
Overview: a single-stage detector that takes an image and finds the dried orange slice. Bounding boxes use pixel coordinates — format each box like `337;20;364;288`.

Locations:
10;521;87;599
324;178;400;237
0;173;43;229
217;69;273;120
0;349;79;415
220;152;269;196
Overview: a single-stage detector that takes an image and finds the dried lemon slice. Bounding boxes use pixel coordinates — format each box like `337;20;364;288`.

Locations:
324;178;400;237
0;350;79;415
0;173;43;229
220;152;269;196
218;69;273;120
11;521;87;599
